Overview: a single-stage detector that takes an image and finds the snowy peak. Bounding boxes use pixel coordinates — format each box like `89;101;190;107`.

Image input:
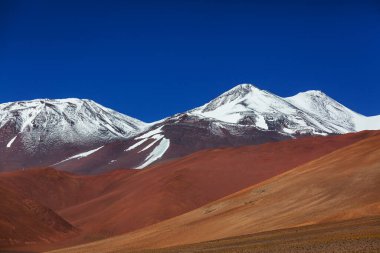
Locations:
188;84;380;135
0;98;146;135
287;90;335;108
285;90;354;123
0;98;148;171
0;98;147;153
189;83;299;131
294;90;327;97
199;84;264;113
285;90;380;132
220;83;261;97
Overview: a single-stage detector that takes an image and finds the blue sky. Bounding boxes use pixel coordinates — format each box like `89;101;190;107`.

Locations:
1;0;379;122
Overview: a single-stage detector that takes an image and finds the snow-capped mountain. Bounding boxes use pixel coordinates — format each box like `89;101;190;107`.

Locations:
92;84;378;172
189;84;380;135
2;84;379;173
54;113;289;174
286;90;380;132
0;98;147;171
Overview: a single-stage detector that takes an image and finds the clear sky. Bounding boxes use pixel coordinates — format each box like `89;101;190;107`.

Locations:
1;0;379;122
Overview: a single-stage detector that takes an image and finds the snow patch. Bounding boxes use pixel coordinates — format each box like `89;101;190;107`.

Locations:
125;138;149;151
6;136;17;148
138;134;165;152
255;114;268;130
54;146;104;165
125;127;166;153
136;138;170;169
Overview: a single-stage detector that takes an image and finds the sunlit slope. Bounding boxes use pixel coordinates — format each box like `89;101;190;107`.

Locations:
49;132;380;253
59;132;373;237
120;216;380;253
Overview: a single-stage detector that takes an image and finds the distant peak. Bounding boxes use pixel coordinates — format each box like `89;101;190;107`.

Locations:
5;98;98;107
220;83;262;98
231;83;260;91
11;98;86;104
296;90;327;97
194;84;267;113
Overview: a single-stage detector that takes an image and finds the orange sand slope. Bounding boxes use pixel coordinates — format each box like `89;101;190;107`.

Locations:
58;131;377;237
49;132;380;253
113;216;380;253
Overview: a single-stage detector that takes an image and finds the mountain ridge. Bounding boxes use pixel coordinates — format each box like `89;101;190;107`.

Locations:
1;84;380;172
189;83;380;134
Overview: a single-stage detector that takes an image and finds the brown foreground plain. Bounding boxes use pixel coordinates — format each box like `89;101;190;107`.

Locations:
112;216;380;253
47;132;380;253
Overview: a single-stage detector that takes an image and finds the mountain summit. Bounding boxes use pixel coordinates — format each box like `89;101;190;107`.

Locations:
190;84;380;135
0;98;147;170
286;90;380;132
0;98;146;144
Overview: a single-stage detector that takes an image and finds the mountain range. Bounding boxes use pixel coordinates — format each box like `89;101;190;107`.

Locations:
1;83;379;253
1;84;379;173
